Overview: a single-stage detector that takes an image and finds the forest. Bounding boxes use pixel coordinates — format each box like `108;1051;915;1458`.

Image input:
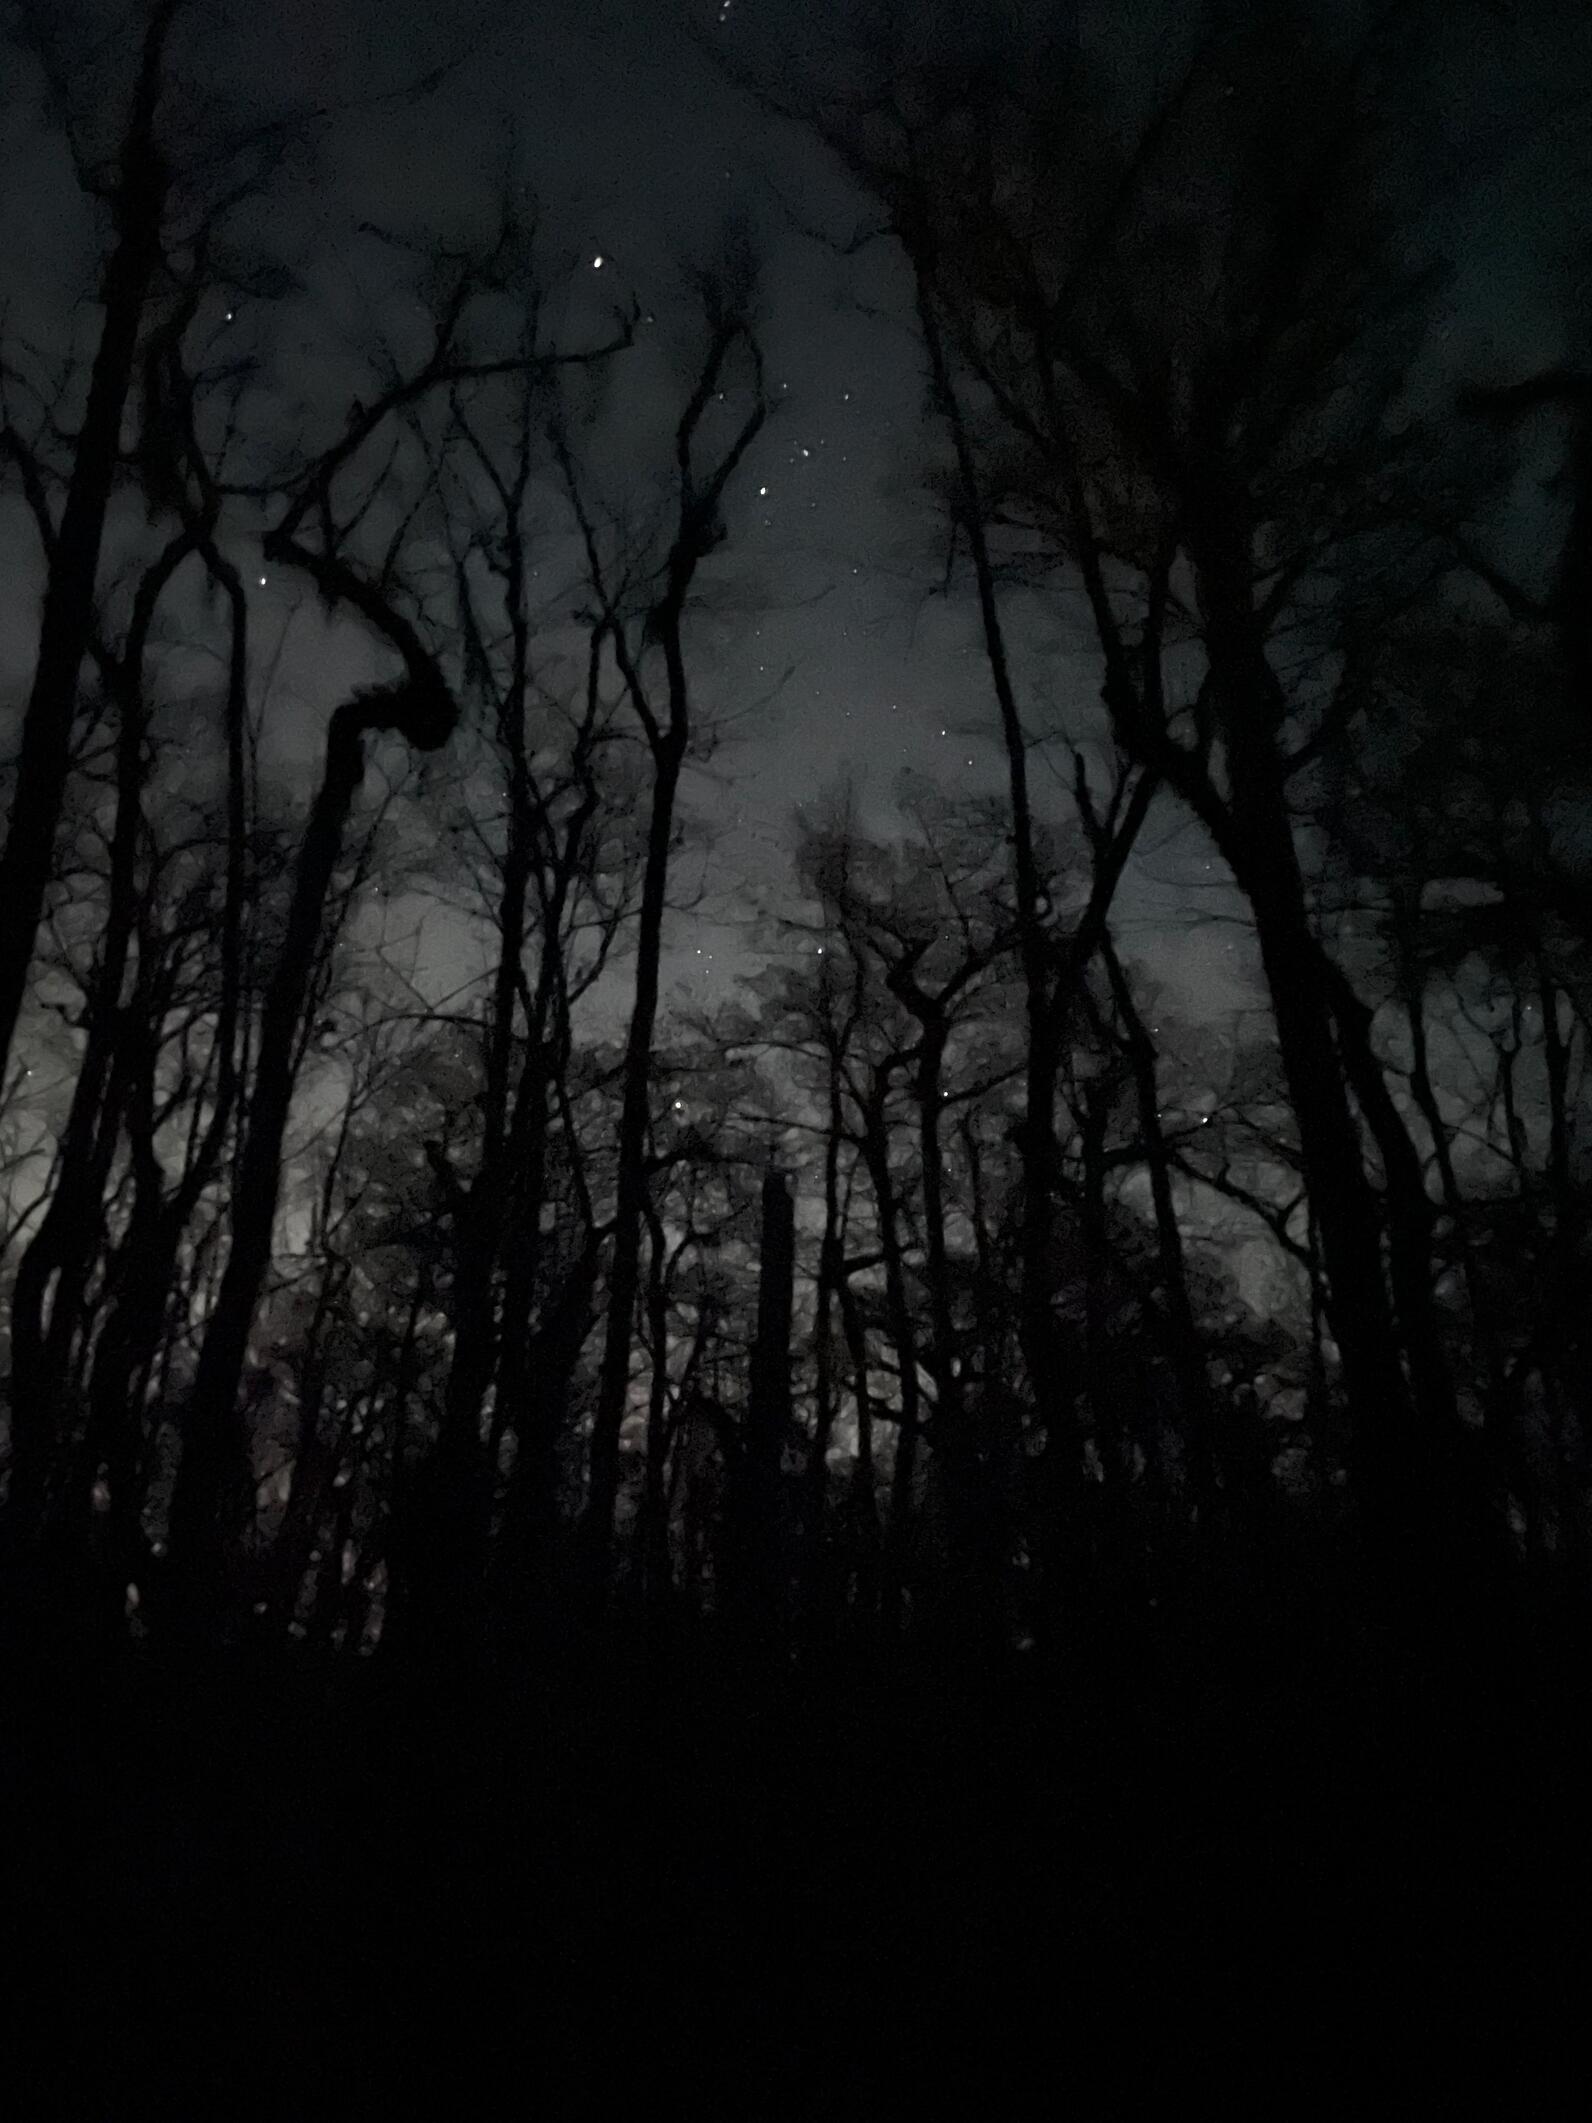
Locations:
2;0;1590;2108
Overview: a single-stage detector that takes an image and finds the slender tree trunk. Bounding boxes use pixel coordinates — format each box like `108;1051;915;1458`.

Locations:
914;1026;997;1645
800;1039;847;1631
165;660;450;1628
858;1101;923;1633
915;1031;960;1437
912;267;1070;1466
1241;820;1416;1510
495;1244;600;1638
1080;1072;1114;1471
7;1044;135;1548
640;1199;677;1614
264;1258;350;1622
733;1169;796;1659
1100;936;1216;1504
6;534;200;1565
584;741;684;1575
0;0;177;1080
1393;908;1499;1400
1195;512;1420;1543
836;1272;880;1627
165;705;370;1621
421;688;538;1634
567;308;765;1586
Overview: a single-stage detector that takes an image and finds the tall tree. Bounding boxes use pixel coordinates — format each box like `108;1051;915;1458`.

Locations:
562;285;770;1581
0;1;186;1083
768;8;1478;1549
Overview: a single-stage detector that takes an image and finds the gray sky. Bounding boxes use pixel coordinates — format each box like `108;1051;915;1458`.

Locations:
3;0;1587;1038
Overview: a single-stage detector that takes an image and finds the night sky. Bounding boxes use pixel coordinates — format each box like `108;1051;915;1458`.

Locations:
6;13;1592;2095
2;0;1587;1030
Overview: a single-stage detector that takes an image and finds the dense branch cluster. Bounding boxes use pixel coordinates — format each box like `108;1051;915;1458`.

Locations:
1;0;1589;1690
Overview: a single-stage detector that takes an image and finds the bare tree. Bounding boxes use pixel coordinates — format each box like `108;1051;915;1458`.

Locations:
757;10;1488;1554
558;281;770;1584
157;213;638;1626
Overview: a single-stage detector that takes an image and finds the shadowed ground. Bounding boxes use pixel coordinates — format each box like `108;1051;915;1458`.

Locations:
3;1573;1586;2115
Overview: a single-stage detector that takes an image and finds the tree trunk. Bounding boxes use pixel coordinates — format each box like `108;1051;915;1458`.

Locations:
731;1169;796;1659
1100;936;1216;1505
1191;503;1420;1546
0;0;177;1079
800;1040;848;1636
584;741;684;1577
858;1099;923;1634
165;704;370;1624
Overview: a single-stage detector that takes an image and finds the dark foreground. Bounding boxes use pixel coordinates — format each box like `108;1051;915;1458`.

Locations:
4;1571;1589;2116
